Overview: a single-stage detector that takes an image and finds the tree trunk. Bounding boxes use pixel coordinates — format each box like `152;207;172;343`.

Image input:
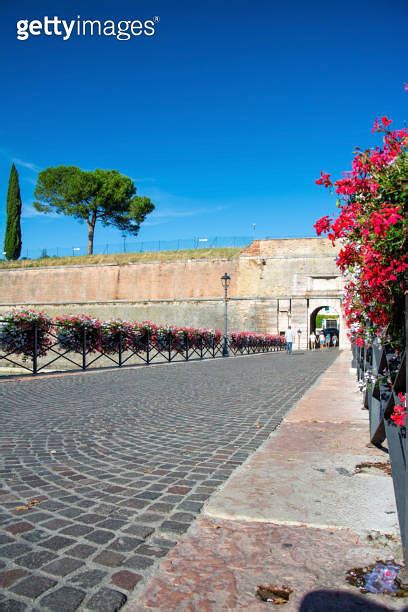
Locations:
87;221;95;255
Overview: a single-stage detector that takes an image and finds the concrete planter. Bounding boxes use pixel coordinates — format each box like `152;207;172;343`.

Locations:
384;418;407;557
369;395;385;446
353;340;406;568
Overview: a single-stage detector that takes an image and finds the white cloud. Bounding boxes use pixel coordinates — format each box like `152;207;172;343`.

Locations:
21;201;58;219
154;206;226;219
23;176;37;186
21;203;41;218
142;186;229;225
143;218;171;227
132;177;156;184
13;158;40;172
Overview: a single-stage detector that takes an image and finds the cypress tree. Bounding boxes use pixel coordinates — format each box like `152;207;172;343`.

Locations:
4;163;22;260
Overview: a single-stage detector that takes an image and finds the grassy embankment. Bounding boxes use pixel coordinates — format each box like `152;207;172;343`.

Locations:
0;247;242;269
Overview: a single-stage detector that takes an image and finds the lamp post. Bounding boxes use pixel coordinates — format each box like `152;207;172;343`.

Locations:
221;272;231;357
297;329;302;350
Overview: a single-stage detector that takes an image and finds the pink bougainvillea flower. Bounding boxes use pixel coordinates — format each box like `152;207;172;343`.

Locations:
315;171;332;188
314;117;406;350
390;393;406;427
313;215;332;236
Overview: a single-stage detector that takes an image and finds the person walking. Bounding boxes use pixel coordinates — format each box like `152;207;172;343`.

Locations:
309;330;316;351
285;325;294;355
326;332;331;348
319;331;325;350
332;334;338;348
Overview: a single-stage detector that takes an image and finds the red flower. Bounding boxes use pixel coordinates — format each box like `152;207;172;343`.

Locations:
314;117;406;345
390;394;406;427
315;172;332;188
313;215;332;236
372;116;392;132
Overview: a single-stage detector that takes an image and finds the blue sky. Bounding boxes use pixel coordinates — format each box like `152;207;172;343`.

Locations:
0;0;406;256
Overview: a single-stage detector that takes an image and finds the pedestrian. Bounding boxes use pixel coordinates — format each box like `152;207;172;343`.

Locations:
319;331;325;350
332;334;338;348
309;330;316;351
326;332;331;348
285;325;294;355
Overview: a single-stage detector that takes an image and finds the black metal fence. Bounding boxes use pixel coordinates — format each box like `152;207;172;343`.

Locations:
13;235;254;260
354;339;407;569
9;234;318;261
0;323;285;376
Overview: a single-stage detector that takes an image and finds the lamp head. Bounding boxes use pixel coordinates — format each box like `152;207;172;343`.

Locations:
221;272;231;288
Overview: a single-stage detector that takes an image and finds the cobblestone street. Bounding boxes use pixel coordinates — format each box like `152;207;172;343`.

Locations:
0;351;337;610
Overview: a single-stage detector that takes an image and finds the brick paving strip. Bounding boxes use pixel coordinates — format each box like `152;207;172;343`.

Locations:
126;350;406;611
0;351;338;610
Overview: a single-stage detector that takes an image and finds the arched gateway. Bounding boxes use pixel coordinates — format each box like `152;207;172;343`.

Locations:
310;304;342;347
237;239;347;350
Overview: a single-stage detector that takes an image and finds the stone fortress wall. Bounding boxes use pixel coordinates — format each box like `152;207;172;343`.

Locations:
0;238;346;349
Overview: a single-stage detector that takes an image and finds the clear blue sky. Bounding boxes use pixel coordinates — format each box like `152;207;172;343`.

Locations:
0;0;406;255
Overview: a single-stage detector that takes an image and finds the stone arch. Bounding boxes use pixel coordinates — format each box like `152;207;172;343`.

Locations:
308;298;347;348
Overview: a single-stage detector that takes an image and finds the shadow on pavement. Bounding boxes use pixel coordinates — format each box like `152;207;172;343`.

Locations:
300;589;407;611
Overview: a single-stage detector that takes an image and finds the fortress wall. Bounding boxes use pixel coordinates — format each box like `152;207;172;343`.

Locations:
0;238;346;348
0;258;239;304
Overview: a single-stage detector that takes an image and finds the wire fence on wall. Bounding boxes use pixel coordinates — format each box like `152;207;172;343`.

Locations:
14;235;254;260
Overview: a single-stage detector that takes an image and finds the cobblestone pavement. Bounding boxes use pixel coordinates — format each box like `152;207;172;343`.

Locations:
0;351;337;611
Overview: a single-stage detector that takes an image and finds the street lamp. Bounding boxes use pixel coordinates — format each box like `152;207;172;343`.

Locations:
297;329;302;350
221;272;231;357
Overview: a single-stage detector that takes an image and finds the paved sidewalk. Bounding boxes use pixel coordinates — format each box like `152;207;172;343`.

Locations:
127;351;407;611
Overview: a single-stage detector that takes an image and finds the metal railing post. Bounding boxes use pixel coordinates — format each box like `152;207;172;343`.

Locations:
33;323;38;375
118;331;122;367
82;328;87;370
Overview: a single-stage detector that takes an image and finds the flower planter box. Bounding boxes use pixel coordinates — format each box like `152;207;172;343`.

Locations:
384;419;407;556
369;395;385;446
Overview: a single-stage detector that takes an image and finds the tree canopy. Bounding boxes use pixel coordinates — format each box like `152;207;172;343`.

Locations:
34;166;154;254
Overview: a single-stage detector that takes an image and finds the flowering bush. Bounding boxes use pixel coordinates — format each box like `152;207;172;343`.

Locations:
229;331;283;350
126;321;157;353
99;320;132;354
314;118;407;348
155;325;176;351
165;326;189;352
55;314;101;353
0;309;52;360
390;392;406;427
153;325;222;352
191;328;222;349
0;310;282;363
